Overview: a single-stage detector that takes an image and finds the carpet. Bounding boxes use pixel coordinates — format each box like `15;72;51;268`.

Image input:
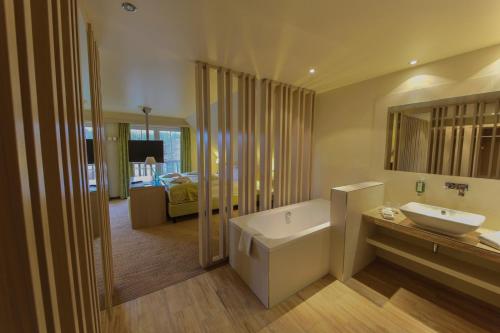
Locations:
107;199;207;305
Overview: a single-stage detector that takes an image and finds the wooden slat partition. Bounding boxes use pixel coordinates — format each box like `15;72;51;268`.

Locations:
196;63;256;266
87;24;113;312
261;81;315;209
1;0;101;330
195;64;315;266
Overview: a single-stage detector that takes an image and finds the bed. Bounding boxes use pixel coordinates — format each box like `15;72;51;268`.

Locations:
160;172;238;221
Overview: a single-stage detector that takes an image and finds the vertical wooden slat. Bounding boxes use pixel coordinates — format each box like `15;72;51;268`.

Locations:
72;4;100;330
32;0;81;329
11;0;61;330
393;112;402;171
448;105;458;175
289;89;299;203
302;91;314;200
238;75;246;214
259;79;272;211
217;68;226;259
249;77;257;213
1;0;48;330
88;24;114;314
488;101;499;178
467;103;479;176
453;104;466;176
284;85;292;205
385;112;395;170
52;1;89;329
296;89;304;202
224;70;233;256
203;66;212;263
472;102;485;177
436;107;447;174
1;0;102;330
195;63;208;267
273;84;283;207
285;86;292;204
397;115;408;171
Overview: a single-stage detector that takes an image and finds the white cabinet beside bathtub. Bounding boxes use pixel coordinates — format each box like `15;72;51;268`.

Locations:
330;182;385;281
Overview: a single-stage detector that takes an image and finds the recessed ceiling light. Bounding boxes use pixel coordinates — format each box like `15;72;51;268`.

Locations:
409;59;418;65
309;68;316;74
122;2;137;12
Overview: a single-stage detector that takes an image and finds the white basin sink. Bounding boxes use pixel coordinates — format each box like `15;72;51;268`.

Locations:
399;202;485;236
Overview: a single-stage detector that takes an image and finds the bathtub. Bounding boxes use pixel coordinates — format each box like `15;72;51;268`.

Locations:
229;199;331;308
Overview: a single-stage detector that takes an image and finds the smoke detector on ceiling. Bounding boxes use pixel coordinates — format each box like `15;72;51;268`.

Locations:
121;2;137;12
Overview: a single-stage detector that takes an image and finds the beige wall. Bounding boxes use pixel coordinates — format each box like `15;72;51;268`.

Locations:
184;113;198;171
104;123;120;198
313;44;500;230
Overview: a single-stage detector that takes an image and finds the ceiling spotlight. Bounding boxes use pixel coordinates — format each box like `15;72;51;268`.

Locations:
309;68;316;74
122;2;137;12
409;59;418;65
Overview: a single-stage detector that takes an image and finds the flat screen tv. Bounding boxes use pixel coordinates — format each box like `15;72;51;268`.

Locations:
128;140;164;163
86;139;94;164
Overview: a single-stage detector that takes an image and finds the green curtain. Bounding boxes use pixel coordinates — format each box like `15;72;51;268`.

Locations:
180;127;192;173
118;123;131;199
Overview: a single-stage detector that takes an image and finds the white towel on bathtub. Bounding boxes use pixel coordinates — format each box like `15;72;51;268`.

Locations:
238;229;253;256
479;231;500;250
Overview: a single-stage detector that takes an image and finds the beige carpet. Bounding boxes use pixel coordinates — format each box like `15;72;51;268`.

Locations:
108;199;208;305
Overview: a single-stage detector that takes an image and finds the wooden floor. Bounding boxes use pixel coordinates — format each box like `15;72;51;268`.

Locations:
101;259;500;332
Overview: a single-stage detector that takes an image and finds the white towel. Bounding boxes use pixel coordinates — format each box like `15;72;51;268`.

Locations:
479;231;500;250
238;230;253;256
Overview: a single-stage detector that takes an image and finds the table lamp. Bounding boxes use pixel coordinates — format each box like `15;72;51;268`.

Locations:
144;156;158;181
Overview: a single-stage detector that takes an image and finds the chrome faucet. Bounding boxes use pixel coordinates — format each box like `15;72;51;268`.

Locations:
285;211;292;224
444;182;469;196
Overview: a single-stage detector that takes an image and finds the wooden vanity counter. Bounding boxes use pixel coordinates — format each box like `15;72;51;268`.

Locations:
362;207;500;264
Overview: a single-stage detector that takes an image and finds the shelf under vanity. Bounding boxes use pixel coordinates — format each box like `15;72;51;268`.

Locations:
362;207;500;296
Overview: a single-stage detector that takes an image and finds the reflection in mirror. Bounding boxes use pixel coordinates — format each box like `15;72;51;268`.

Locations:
385;93;500;179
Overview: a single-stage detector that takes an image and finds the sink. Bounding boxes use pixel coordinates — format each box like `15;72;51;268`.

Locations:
399;202;485;236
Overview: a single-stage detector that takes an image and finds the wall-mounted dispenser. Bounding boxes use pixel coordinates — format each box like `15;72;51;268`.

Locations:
416;180;425;196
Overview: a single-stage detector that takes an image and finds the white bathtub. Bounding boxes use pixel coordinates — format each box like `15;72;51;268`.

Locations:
229;199;331;308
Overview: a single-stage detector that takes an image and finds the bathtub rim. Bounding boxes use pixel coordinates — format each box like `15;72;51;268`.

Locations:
229;199;331;252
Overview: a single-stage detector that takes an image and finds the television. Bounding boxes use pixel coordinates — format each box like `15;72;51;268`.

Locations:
86;139;94;164
128;140;164;163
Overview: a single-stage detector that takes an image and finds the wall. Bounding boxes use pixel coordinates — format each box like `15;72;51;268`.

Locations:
104;123;120;198
184;112;198;171
312;44;500;230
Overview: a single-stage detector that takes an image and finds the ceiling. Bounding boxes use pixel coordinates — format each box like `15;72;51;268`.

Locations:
81;0;500;118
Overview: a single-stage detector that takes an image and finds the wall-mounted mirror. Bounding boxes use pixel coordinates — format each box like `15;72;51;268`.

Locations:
385;92;500;179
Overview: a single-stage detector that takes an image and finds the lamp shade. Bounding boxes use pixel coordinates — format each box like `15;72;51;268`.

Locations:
144;156;157;165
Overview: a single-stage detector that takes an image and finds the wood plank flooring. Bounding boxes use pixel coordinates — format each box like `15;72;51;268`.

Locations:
101;259;500;332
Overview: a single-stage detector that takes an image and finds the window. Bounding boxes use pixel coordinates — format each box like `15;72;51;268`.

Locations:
130;126;181;177
84;125;96;182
